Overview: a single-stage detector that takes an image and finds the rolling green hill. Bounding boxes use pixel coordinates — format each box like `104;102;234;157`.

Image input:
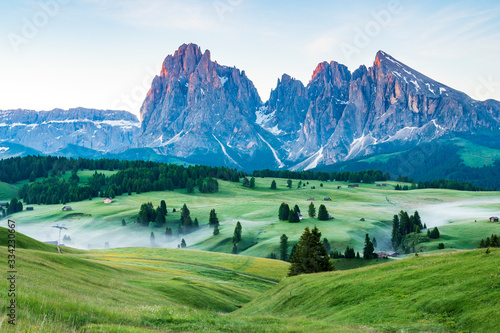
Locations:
241;248;500;332
1;229;498;332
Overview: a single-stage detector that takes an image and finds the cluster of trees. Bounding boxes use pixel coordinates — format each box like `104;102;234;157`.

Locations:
179;204;199;234
331;245;359;259
19;175;100;205
278;203;298;222
391;211;425;250
6;155;245;207
479;234;499;248
363;234;376;259
253;169;388;183
278;202;331;222
138;200;168;227
394;179;490;192
4;198;23;216
242;177;255;188
288;226;333;276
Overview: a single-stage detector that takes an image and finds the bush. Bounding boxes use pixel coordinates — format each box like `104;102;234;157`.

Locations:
438;243;445;249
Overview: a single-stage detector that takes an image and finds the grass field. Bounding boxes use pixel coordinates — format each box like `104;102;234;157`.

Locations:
241;248;500;333
3;172;500;259
0;229;498;332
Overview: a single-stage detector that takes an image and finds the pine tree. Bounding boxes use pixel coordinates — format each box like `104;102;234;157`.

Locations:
294;205;300;214
213;224;220;235
288;226;333;276
429;227;440;239
121;219;126;226
181;238;186;248
242;178;249;187
233;221;242;243
308;202;316;218
278;203;290;221
323;238;331;254
372;237;377;248
194;217;199;228
186;178;195;193
232;244;238;254
363;234;375;259
209;209;219;226
414;211;422;229
287;179;292;189
270;180;277;189
160;200;167;215
317;204;329;221
280;234;288;261
249;177;255;189
288;209;300;223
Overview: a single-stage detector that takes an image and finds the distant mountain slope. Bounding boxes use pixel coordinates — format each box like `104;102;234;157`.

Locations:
0;108;139;154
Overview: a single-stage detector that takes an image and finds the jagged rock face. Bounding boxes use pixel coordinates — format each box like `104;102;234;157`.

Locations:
2;45;500;171
138;43;265;167
0;108;139;154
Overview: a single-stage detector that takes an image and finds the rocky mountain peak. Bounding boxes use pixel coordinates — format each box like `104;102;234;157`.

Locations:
160;43;203;77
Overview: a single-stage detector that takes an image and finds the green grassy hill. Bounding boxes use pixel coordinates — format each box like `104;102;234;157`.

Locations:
241;249;500;332
1;229;498;332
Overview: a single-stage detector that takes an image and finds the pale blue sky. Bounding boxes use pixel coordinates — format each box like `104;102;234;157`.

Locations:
1;0;499;117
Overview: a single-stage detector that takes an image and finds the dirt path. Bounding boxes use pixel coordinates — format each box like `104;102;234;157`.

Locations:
94;255;280;284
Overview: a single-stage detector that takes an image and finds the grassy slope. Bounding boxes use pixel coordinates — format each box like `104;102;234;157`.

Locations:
4;173;500;259
4;228;341;333
241;249;500;333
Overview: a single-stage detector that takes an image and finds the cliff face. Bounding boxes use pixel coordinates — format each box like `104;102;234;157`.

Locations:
2;45;500;170
137;43;270;168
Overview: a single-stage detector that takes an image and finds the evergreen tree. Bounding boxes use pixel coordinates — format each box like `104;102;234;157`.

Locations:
249;177;256;189
180;204;193;230
232;243;238;254
155;207;166;225
308;202;316;218
293;204;300;214
429;227;440;238
414;211;422;229
280;234;288;261
289;243;297;262
372;237;377;248
209;209;219;226
242;178;249;187
356;251;360;259
323;238;331;254
317;204;329;221
194;217;199;228
150;232;155;246
181;238;186;248
121;219;126;226
288;226;333;276
270;180;277;189
160;200;167;215
278;203;290;221
288;209;300;223
213;224;220;235
363;234;375;259
233;221;242;243
186;178;195;193
287;179;292;189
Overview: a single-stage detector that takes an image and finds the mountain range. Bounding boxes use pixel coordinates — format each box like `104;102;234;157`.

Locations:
2;43;500;174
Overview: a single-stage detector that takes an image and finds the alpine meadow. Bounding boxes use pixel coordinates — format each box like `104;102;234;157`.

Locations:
2;1;500;332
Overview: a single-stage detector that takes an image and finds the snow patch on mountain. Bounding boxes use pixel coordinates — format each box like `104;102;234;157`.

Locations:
257;133;285;168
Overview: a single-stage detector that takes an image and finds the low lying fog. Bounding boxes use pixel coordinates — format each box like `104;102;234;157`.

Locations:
15;221;216;250
416;197;500;228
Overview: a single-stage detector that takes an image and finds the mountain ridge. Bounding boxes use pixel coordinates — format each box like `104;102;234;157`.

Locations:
2;43;500;172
